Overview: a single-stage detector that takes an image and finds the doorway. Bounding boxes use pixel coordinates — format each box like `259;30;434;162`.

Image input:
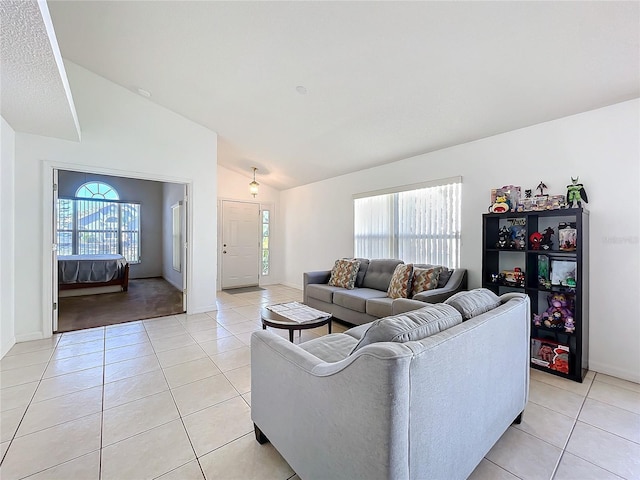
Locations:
51;169;189;332
220;200;260;289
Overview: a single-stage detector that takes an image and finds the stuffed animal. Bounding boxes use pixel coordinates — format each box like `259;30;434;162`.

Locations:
540;293;574;329
530;232;543;250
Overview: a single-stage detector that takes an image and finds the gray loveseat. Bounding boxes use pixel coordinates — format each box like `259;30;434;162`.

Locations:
304;258;467;325
251;292;530;480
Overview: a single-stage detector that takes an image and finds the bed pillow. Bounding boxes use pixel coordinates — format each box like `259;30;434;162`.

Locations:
328;259;361;290
351;304;462;353
387;263;414;299
411;266;444;297
444;288;501;320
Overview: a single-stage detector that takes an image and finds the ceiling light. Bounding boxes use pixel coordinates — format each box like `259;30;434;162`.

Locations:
296;85;307;95
249;167;259;197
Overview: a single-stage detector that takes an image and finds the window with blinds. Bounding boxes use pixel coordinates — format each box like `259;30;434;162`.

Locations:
57;181;141;263
354;178;462;268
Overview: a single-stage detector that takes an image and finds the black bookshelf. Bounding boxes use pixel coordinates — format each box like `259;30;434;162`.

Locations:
482;208;589;382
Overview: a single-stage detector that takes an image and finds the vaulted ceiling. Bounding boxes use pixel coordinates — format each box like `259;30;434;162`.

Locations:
4;1;639;189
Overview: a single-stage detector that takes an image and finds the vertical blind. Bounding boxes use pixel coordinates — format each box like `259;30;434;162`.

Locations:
354;179;461;268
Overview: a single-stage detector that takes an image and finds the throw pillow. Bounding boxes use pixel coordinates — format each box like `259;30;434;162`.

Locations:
444;288;501;320
351;304;462;353
328;259;361;290
411;266;444;297
387;263;414;299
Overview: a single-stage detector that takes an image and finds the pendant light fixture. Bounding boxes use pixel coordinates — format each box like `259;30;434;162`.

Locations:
249;167;259;197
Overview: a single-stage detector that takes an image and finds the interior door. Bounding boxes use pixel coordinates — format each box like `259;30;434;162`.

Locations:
221;200;260;289
52;169;59;332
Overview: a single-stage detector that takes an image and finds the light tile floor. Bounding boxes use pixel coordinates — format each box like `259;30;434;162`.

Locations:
0;284;638;479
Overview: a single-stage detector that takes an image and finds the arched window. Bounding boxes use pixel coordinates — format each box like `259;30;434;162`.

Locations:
76;181;119;200
57;181;141;263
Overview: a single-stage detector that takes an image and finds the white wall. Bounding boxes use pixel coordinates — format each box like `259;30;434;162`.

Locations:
162;182;184;290
58;170;164;279
13;61;218;341
281;99;640;383
217;165;282;285
1;117;16;358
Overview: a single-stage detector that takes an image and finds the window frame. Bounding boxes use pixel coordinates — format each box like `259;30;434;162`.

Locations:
57;181;142;263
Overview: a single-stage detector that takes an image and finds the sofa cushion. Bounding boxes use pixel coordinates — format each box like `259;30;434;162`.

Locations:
437;268;453;288
361;259;404;291
411;266;444;297
366;297;394;318
351;304;463;353
328;259;361;289
444;288;501;320
415;263;453;289
333;288;388;313
387;263;414;299
306;283;344;304
298;334;358;363
354;258;370;288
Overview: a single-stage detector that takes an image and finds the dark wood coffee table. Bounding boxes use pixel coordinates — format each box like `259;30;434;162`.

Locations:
261;307;332;342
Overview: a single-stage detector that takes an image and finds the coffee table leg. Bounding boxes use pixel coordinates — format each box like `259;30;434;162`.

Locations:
289;330;294;343
328;320;332;334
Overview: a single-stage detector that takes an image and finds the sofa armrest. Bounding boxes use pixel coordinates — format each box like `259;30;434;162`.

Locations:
303;270;331;303
413;269;468;304
251;330;413;480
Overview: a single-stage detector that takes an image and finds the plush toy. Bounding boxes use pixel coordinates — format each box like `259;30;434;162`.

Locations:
490;196;510;213
540;293;574;329
530;232;543;250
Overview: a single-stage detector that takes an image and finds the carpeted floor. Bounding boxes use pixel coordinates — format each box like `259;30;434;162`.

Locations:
57;277;184;333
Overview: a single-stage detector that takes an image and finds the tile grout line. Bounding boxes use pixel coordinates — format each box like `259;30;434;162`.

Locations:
99;328;107;480
549;371;600;480
143;318;205;478
0;335;59;467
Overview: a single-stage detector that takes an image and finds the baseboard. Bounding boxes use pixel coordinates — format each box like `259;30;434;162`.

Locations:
0;336;16;360
163;276;182;291
188;304;218;315
15;332;44;343
589;361;640;384
281;281;302;290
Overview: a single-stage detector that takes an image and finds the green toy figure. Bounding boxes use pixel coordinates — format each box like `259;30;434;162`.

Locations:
566;177;588;208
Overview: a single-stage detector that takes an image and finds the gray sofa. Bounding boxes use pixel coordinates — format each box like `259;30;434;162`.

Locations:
251;292;530;480
304;258;467;325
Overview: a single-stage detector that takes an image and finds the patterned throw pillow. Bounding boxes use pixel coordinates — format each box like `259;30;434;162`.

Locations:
328;259;361;289
411;266;444;297
387;263;414;299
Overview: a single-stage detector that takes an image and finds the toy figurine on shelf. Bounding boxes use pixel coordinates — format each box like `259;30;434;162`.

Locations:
566;177;588;208
496;226;511;248
489;195;510;214
537;181;548;196
540;293;574;329
541;227;554;250
564;316;576;333
530;231;543;250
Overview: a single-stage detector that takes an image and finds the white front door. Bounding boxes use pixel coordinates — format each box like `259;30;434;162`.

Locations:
221;201;260;289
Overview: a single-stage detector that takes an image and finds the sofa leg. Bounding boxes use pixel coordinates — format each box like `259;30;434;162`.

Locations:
513;411;524;425
254;423;269;444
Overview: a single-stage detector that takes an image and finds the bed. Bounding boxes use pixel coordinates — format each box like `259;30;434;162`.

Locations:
58;254;129;292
